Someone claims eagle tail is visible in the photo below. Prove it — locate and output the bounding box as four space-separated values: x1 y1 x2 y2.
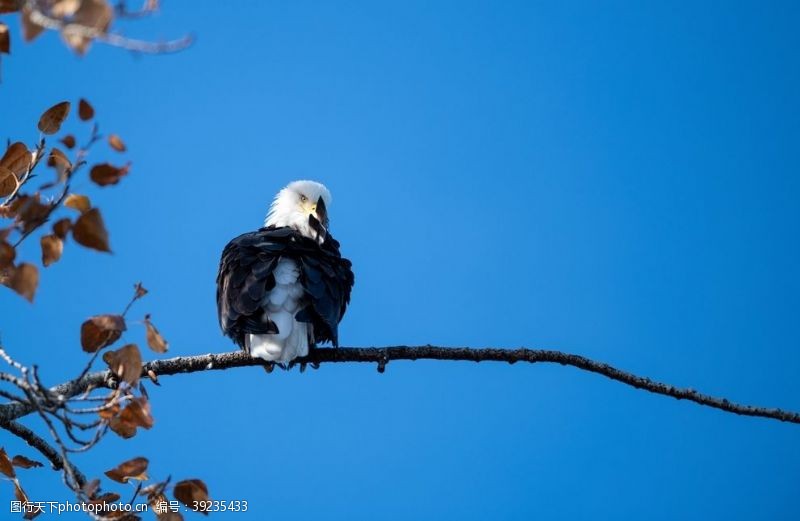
248 312 309 364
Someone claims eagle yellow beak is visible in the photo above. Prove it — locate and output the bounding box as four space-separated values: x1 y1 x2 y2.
307 196 328 241
314 197 328 226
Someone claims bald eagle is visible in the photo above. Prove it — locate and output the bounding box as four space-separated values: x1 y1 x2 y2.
216 181 354 363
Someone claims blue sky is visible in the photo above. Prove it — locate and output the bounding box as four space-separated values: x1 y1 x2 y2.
1 1 799 519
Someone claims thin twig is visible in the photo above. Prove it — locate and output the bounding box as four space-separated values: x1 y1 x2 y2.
0 388 27 403
114 0 159 20
0 370 31 392
28 6 193 54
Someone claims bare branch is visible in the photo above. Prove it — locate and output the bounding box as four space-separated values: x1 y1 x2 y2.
2 346 798 425
0 388 26 403
0 419 87 488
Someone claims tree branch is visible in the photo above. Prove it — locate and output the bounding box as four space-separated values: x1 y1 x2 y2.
2 347 798 424
27 4 193 54
0 419 87 488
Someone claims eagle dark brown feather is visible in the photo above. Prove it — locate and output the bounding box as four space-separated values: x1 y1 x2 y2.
216 226 354 350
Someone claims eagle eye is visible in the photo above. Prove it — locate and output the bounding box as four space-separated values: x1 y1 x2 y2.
299 194 308 203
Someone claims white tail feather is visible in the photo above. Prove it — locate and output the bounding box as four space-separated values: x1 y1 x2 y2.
248 314 309 363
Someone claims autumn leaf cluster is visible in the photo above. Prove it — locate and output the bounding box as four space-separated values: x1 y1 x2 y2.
0 0 189 72
1 99 130 302
1 101 209 520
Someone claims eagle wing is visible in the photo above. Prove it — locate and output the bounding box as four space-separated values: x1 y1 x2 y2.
294 234 354 346
216 226 354 349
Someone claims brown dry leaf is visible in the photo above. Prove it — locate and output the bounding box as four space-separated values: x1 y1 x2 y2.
52 0 81 17
20 7 44 42
63 31 90 55
60 134 77 149
73 207 110 252
80 314 126 352
47 147 72 180
109 397 154 438
13 480 25 500
104 457 149 483
0 447 15 477
64 193 91 213
0 142 32 177
174 480 209 513
0 166 18 197
108 415 137 438
8 263 38 302
90 162 130 186
82 478 101 498
90 491 121 505
108 134 127 152
0 22 9 54
144 315 168 353
0 240 15 268
14 195 50 233
52 218 72 239
121 397 154 428
103 343 143 386
78 98 95 121
48 147 71 167
98 398 120 420
80 0 113 31
38 101 71 135
14 480 40 520
11 455 44 469
134 282 148 299
62 0 112 55
0 1 19 14
40 234 64 267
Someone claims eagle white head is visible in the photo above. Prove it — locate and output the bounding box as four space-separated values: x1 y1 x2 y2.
265 180 332 243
